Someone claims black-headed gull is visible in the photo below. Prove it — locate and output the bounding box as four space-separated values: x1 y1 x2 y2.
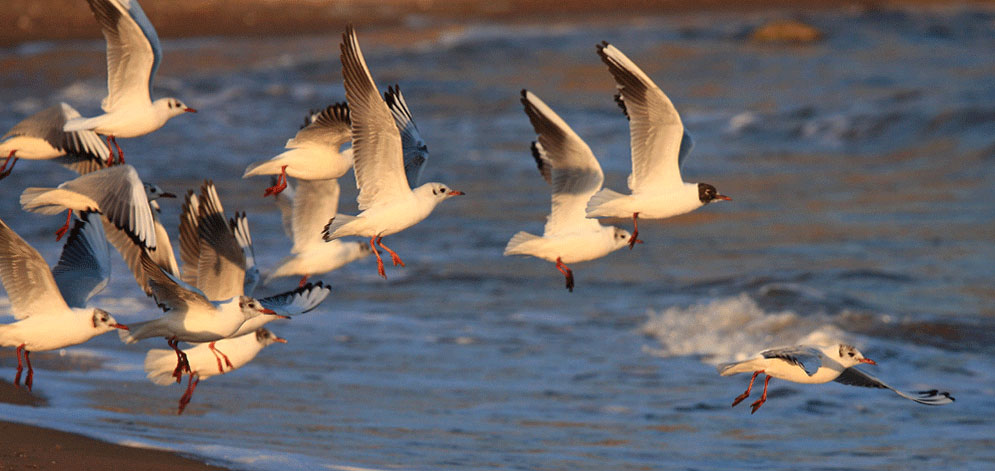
243 103 354 197
322 26 464 279
121 250 282 382
63 0 196 163
145 328 286 415
267 177 371 287
0 103 111 178
0 215 127 391
504 90 634 292
19 164 158 245
718 343 955 413
586 42 729 248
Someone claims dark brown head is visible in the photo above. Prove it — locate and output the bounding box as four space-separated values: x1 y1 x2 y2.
698 183 731 204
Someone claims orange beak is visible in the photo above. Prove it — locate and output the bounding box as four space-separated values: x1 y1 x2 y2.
112 323 129 331
858 358 876 365
448 190 465 196
273 336 288 344
184 107 197 113
716 195 732 201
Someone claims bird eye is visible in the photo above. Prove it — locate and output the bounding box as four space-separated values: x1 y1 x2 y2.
848 352 854 357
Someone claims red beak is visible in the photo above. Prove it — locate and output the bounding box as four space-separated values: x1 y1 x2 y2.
448 190 465 196
858 358 876 365
184 107 197 113
273 336 288 344
716 195 732 201
112 323 129 331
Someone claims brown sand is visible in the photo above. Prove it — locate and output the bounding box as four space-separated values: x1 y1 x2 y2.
0 381 227 470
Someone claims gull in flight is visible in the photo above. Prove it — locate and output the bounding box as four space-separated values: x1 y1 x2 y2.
322 26 463 279
145 328 287 415
63 0 196 163
242 103 354 197
586 41 729 248
0 103 111 178
718 343 955 413
504 90 634 292
0 214 127 391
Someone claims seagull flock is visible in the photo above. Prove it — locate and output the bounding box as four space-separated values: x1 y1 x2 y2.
0 0 953 415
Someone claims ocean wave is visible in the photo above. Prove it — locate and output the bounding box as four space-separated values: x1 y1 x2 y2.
639 294 853 365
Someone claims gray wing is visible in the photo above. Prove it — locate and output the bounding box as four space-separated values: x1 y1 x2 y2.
56 165 157 250
597 42 685 192
178 190 201 286
271 177 295 238
230 212 259 296
761 345 823 376
340 25 410 210
147 203 179 276
84 0 160 110
1 103 111 172
613 94 694 170
834 367 955 405
140 249 212 312
0 217 71 319
258 281 331 315
52 211 111 308
287 103 352 150
291 178 340 253
383 85 429 188
520 90 604 236
194 181 246 301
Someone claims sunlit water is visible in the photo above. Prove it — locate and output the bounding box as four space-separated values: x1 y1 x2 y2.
1 6 994 470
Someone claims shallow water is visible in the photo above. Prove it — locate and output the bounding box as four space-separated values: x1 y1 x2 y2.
1 6 994 470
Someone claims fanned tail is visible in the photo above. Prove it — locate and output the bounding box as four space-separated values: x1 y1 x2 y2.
503 231 540 256
322 214 357 241
585 188 627 218
144 348 181 385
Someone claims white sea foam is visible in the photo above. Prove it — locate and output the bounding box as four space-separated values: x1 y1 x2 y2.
640 294 851 365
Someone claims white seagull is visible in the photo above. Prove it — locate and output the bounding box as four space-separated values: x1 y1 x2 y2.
144 327 286 415
718 343 955 413
20 164 158 246
504 90 634 292
0 103 111 178
585 41 729 248
322 26 464 279
63 0 196 163
0 215 128 391
242 103 354 197
267 177 371 287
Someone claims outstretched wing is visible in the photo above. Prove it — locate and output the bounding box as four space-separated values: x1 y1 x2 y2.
520 90 603 236
0 217 70 319
52 211 111 308
340 25 410 210
834 367 955 405
84 0 160 110
287 102 352 151
194 181 245 301
761 345 823 376
383 85 429 188
597 42 685 192
258 281 332 315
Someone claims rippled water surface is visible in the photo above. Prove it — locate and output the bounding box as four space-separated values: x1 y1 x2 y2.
1 6 994 470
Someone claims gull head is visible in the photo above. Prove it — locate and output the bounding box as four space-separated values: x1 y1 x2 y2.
416 182 466 203
238 296 285 320
91 308 129 333
837 343 876 367
698 183 731 204
256 328 288 346
611 226 637 250
154 97 198 119
144 182 176 201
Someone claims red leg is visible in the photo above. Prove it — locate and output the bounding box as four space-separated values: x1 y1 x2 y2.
554 257 574 292
13 344 24 387
263 165 288 197
55 209 73 241
731 370 763 407
208 341 233 373
24 350 33 392
177 372 199 415
168 338 190 383
750 375 773 414
298 274 309 288
370 237 386 279
111 136 124 164
629 213 644 247
376 237 405 268
0 150 17 178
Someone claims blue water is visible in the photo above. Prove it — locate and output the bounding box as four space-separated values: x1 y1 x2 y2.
1 5 994 470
